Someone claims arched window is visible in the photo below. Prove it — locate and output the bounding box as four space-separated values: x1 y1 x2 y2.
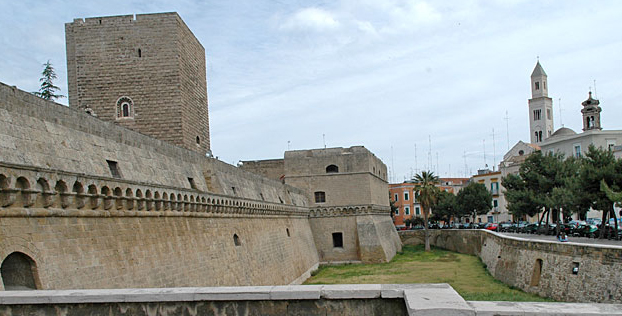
326 165 339 173
1 252 38 290
116 96 134 119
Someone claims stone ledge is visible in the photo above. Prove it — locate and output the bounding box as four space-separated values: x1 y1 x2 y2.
321 284 382 299
404 286 475 316
468 301 622 315
270 285 322 300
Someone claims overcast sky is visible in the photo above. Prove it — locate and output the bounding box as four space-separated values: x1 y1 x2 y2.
1 0 621 182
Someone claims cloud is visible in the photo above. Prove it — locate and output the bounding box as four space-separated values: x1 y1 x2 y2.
280 7 340 32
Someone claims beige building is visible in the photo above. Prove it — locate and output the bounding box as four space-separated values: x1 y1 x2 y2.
470 170 511 223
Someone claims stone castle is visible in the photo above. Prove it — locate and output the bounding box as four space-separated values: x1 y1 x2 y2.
0 12 400 291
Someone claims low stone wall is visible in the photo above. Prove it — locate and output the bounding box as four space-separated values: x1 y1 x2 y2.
400 230 622 303
1 284 621 316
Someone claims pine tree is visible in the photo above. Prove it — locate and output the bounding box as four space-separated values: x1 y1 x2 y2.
33 60 64 101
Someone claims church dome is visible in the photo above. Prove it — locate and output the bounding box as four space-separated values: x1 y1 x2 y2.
550 127 576 138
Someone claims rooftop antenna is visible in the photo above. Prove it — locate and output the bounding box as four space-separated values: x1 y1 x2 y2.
287 140 291 150
491 128 496 171
414 143 418 176
593 79 597 98
428 135 432 172
391 146 395 183
558 98 564 127
504 110 510 151
463 151 468 177
436 152 439 175
322 134 326 149
483 139 487 169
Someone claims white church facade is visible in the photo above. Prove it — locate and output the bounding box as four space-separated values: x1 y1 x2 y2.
493 61 622 222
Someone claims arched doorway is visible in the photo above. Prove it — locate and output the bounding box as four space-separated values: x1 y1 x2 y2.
1 252 38 290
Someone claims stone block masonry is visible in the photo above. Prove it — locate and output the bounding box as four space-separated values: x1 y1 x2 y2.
66 13 210 154
400 229 622 303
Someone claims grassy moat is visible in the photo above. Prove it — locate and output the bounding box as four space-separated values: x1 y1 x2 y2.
304 245 552 302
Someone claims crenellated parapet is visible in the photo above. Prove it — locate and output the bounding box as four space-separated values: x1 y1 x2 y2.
0 162 308 218
308 205 390 218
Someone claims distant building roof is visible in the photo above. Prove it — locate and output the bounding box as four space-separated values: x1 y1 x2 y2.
531 61 547 77
550 127 577 138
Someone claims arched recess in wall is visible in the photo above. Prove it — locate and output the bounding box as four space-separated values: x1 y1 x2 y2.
233 234 241 246
326 165 339 173
1 252 39 290
530 258 543 287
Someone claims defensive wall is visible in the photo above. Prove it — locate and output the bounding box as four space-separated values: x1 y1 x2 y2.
1 284 621 315
0 81 402 290
309 206 401 263
0 82 319 289
400 229 622 303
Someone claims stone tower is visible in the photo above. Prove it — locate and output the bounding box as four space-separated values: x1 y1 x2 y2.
528 61 554 144
65 12 210 154
581 91 602 131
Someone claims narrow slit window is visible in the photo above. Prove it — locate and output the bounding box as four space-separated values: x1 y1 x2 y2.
106 160 121 178
188 178 197 190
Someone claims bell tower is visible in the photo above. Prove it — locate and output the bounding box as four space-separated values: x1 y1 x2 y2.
581 91 602 131
528 61 554 143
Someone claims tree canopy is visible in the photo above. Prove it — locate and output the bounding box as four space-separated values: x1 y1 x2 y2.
503 146 622 238
33 60 64 101
456 182 492 223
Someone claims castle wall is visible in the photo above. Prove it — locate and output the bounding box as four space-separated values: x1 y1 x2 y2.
0 82 319 289
239 159 285 182
309 206 401 263
0 162 319 290
65 13 210 154
400 230 622 303
0 82 306 206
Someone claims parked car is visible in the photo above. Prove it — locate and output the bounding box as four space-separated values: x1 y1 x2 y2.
499 222 513 232
576 224 598 238
522 223 538 234
485 223 499 231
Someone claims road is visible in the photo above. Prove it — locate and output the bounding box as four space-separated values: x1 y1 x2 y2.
500 232 622 247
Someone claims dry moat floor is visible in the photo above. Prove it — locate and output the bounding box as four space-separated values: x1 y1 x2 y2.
304 245 553 302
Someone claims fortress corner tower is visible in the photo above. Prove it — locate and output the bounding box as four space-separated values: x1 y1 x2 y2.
65 12 210 154
528 61 554 143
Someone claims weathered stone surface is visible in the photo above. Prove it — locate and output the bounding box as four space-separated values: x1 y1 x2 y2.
322 284 381 299
400 230 622 303
469 301 622 315
403 286 475 316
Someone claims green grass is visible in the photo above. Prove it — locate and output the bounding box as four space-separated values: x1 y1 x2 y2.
304 245 553 302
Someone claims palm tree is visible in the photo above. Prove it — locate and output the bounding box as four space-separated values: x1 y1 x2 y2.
414 171 440 251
